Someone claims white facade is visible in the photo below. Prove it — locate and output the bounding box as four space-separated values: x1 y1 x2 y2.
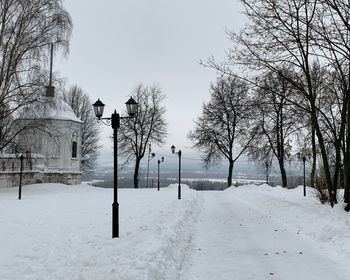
0 98 84 188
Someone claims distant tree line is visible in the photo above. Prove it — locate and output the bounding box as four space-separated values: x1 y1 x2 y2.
191 0 350 210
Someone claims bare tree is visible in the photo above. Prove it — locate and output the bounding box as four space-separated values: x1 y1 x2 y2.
228 0 327 193
63 85 101 172
208 0 350 206
248 69 302 188
314 1 350 206
0 0 72 151
118 84 167 189
188 75 255 187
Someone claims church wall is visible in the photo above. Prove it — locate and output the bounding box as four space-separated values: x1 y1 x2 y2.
0 119 83 188
40 120 82 174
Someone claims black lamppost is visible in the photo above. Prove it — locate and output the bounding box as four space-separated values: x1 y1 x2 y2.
157 156 164 191
93 97 137 238
265 161 269 185
18 155 24 200
171 145 182 199
15 150 29 200
146 143 155 188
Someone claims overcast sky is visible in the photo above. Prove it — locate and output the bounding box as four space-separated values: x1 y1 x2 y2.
56 0 247 166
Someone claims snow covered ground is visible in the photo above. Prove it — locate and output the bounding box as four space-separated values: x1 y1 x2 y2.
0 183 349 279
180 186 350 280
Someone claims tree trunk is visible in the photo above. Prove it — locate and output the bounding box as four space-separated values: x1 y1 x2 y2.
331 138 342 205
344 171 349 203
312 113 335 206
345 144 350 204
227 160 234 188
344 138 350 203
279 107 287 188
311 124 316 188
344 99 350 203
134 157 141 189
278 159 288 188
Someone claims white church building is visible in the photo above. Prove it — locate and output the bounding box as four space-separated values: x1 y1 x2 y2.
0 94 84 188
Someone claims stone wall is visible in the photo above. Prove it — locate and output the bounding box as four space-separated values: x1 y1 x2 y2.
0 154 81 188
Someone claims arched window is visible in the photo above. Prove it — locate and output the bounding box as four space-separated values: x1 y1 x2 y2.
71 131 79 159
72 141 77 158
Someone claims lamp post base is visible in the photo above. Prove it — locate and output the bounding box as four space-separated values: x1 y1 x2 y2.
112 202 119 238
178 184 181 200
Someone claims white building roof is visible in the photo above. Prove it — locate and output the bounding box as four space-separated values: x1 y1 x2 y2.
17 97 83 123
47 99 83 123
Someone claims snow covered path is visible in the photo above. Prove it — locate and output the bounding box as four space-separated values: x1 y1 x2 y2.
1 183 350 280
181 191 349 280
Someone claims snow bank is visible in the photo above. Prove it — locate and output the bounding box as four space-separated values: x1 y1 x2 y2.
0 183 202 280
225 184 350 262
